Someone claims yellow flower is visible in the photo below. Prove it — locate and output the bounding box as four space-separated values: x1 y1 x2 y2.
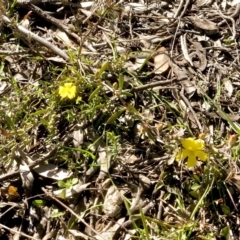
176 138 208 168
59 83 76 99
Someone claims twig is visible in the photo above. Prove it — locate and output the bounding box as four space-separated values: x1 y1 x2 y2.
25 4 81 44
2 15 69 60
130 78 177 92
179 0 190 18
0 50 28 55
216 3 240 39
174 0 184 18
17 0 60 3
174 0 190 18
218 11 237 39
0 147 58 181
179 89 202 131
41 187 105 240
218 3 240 22
0 223 40 240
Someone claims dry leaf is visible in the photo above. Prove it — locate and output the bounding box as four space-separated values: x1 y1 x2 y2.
20 163 34 197
103 185 123 218
79 1 94 8
0 81 7 94
94 217 125 240
97 146 112 180
33 163 72 180
73 125 84 148
154 47 170 74
0 127 8 137
7 186 20 201
232 0 240 6
56 29 72 47
189 16 219 35
126 3 147 12
224 79 233 97
68 229 90 239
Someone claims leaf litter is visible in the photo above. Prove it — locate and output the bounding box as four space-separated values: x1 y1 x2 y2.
0 0 240 239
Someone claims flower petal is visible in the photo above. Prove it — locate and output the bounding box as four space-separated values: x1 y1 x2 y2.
193 139 205 150
181 138 205 151
64 83 73 88
59 87 68 98
176 149 189 161
181 138 195 150
195 150 208 161
59 83 77 99
187 155 197 168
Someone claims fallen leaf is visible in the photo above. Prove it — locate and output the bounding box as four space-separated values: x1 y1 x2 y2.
232 0 240 6
154 47 170 74
224 79 233 97
7 186 20 201
33 163 72 180
56 29 72 47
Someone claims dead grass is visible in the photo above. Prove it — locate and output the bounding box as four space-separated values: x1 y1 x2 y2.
0 0 240 239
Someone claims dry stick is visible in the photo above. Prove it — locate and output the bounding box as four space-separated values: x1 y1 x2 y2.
2 15 69 60
179 0 190 18
0 223 40 240
171 0 190 57
218 3 240 23
41 187 105 240
179 89 202 131
0 50 28 55
25 4 81 44
17 0 60 3
17 0 91 7
174 0 185 18
0 147 58 181
130 78 177 92
217 3 240 40
217 7 238 39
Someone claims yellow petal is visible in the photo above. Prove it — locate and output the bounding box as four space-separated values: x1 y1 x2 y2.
64 83 73 88
69 86 76 99
195 150 208 161
181 138 195 150
181 138 205 151
176 149 189 161
59 87 68 98
187 155 197 168
193 139 205 150
59 83 77 99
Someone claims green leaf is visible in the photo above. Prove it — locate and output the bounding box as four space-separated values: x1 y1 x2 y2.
57 180 66 188
50 211 64 218
106 108 126 124
61 189 66 199
155 181 164 190
121 91 133 97
220 226 230 238
32 199 47 207
118 73 124 90
96 61 110 77
126 104 140 116
71 178 78 185
191 183 200 191
189 191 199 199
221 204 230 215
5 115 15 130
30 109 49 116
65 180 72 188
41 119 49 126
88 86 102 101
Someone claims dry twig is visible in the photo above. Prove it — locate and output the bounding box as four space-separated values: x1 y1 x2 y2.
2 15 69 60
